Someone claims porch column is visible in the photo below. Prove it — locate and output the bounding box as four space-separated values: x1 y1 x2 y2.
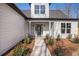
29 21 31 34
49 21 51 36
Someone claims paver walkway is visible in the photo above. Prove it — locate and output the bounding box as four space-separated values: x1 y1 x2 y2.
31 37 51 56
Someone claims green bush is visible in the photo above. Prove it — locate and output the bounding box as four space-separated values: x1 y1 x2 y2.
47 38 54 45
54 47 64 56
74 36 79 43
13 46 29 56
28 34 35 40
24 36 31 44
67 34 72 39
56 34 61 41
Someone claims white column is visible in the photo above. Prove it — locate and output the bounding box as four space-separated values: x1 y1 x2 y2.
49 21 51 36
29 21 31 34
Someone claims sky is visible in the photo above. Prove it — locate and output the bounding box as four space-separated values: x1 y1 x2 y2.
15 3 79 18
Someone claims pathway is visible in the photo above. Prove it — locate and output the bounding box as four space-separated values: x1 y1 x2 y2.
31 37 51 56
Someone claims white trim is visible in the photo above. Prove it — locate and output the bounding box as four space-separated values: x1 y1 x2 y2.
49 21 51 36
26 20 78 38
29 21 31 34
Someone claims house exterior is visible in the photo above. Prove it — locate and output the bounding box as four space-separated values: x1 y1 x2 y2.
23 3 78 38
0 3 26 55
0 3 78 55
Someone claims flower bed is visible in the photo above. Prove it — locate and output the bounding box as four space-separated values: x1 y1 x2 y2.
44 35 55 55
4 35 35 56
44 35 79 56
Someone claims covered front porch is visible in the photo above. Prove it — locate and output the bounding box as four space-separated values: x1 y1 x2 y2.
27 20 54 37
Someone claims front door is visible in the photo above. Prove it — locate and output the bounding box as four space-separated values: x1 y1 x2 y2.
35 24 42 36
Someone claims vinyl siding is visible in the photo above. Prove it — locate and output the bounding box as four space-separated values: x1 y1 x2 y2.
0 4 26 55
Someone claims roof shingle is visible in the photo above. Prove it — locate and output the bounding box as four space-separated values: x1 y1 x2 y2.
22 10 68 18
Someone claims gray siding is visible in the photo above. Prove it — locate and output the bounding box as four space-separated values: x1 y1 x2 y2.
0 4 26 55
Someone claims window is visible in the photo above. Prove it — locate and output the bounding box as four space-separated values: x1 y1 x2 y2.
40 5 45 14
61 23 71 34
34 5 45 14
67 23 71 33
35 5 39 14
61 23 65 33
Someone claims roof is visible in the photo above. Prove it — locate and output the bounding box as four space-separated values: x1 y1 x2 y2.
22 10 31 18
6 3 79 21
22 10 68 18
49 10 68 18
6 3 28 19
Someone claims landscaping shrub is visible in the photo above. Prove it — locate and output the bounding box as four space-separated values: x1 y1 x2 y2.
66 34 73 42
73 36 79 43
22 48 30 56
13 45 29 56
67 34 72 39
56 34 61 41
23 34 35 44
47 38 54 45
24 36 32 44
28 34 35 40
54 46 64 56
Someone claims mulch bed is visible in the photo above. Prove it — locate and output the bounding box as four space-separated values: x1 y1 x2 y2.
4 39 35 56
44 39 79 56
